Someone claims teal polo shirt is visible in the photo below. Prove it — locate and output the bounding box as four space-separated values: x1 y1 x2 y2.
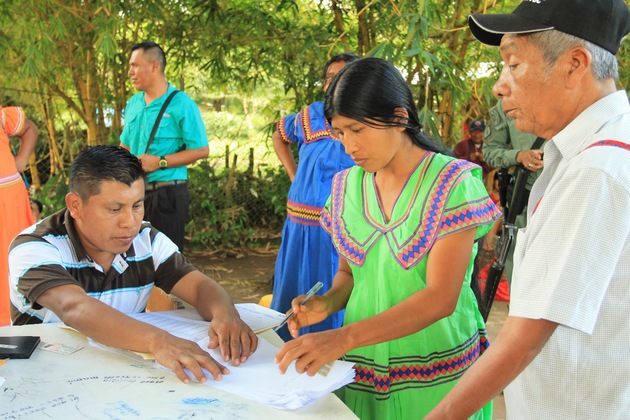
120 83 208 183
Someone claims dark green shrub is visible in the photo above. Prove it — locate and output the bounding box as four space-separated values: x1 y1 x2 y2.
186 159 290 251
32 170 70 218
32 155 290 252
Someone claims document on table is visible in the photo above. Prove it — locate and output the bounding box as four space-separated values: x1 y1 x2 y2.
130 311 210 341
234 303 287 333
125 308 355 410
131 303 286 334
199 335 355 410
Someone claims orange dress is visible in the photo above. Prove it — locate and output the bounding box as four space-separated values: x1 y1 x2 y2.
1 106 34 325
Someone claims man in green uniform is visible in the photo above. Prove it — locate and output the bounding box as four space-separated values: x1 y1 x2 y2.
483 99 543 285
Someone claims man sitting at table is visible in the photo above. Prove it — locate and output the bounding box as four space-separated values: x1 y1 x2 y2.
8 145 258 384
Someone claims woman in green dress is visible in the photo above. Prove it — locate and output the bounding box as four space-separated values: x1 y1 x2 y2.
275 58 500 419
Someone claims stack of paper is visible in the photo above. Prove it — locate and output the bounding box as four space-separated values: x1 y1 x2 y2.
124 306 356 410
199 335 356 410
233 303 287 333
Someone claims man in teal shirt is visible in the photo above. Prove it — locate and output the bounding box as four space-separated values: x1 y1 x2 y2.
483 99 543 284
121 41 208 252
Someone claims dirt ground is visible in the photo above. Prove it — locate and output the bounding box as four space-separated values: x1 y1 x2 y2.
187 248 278 305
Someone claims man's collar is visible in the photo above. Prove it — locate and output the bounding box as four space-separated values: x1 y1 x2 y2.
143 82 174 106
551 90 630 159
63 208 90 261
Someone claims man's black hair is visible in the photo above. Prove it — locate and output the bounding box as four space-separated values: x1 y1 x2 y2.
322 52 361 81
30 199 43 213
131 41 166 71
70 145 145 201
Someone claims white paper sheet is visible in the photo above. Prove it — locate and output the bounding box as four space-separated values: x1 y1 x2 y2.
131 304 286 334
233 303 287 333
127 308 355 410
197 336 355 410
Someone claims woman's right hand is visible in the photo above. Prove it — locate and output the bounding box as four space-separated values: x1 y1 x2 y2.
286 294 330 338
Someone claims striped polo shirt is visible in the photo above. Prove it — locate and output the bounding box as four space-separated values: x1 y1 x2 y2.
9 208 196 325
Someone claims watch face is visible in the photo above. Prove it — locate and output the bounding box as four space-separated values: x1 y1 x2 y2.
159 159 167 168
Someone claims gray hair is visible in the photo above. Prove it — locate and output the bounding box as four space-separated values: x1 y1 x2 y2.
527 30 619 82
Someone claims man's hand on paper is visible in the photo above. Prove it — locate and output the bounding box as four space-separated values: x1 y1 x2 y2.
275 328 349 377
151 332 229 384
286 294 330 338
169 272 259 367
207 309 258 367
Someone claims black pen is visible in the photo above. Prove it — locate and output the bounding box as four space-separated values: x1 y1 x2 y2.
274 281 324 332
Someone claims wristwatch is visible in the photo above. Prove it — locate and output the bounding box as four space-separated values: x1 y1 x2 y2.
158 156 168 169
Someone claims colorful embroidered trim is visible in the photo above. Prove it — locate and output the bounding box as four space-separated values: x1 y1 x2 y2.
396 160 477 268
322 168 367 265
438 197 500 237
346 330 489 399
276 104 338 145
0 172 23 188
287 199 323 226
363 153 431 231
1 106 25 137
322 159 498 269
276 119 291 143
300 105 336 144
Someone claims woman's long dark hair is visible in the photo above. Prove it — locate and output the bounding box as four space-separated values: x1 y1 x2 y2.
324 57 449 155
325 58 484 305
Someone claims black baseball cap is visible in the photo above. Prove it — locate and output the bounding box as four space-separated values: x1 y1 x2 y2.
469 0 630 55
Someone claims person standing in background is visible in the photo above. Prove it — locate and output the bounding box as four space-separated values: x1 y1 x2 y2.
0 105 37 325
454 119 493 181
270 52 360 341
30 199 44 222
120 41 209 253
483 99 543 284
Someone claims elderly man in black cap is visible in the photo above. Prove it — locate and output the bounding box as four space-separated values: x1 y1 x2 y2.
427 0 630 419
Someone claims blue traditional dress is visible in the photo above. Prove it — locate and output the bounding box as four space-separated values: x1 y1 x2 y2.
271 101 355 341
321 151 500 419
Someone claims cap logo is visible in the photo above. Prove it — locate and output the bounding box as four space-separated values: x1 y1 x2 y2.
524 0 544 4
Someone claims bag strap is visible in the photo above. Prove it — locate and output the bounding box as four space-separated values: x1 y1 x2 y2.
531 136 545 150
145 90 179 154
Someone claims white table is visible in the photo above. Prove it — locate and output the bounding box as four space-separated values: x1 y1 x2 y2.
0 314 357 419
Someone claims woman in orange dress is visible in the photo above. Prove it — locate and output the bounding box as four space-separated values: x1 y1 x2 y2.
1 106 38 325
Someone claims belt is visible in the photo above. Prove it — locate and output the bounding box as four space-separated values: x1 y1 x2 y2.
145 180 187 191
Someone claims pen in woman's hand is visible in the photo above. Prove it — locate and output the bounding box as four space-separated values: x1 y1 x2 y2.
273 281 324 332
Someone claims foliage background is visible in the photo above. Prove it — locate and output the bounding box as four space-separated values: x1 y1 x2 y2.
1 0 628 250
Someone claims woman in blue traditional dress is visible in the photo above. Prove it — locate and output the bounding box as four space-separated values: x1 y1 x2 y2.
275 58 500 419
270 53 360 341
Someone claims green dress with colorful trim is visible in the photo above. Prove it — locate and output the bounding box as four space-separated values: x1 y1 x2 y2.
321 152 500 419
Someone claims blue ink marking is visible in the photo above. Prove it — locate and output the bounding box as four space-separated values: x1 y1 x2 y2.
182 397 219 405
